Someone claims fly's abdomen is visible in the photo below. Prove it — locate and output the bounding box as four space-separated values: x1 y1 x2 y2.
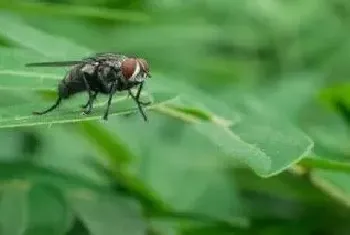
61 68 88 97
59 79 87 99
66 80 87 96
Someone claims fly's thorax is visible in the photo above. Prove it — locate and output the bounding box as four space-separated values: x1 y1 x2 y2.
97 62 123 83
81 61 98 75
104 57 124 68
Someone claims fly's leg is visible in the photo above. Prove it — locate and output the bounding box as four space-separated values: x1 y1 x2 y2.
128 83 151 105
103 81 117 121
127 82 149 122
33 97 62 115
81 92 98 110
81 74 95 115
128 90 151 105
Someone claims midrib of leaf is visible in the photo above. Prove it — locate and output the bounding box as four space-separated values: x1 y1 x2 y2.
0 92 169 128
0 69 60 80
152 101 231 127
0 87 55 92
0 96 127 120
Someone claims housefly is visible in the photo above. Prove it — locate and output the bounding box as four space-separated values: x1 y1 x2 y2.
25 52 152 121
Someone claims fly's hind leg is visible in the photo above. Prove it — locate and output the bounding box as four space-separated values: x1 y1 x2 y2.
81 74 96 115
33 97 62 115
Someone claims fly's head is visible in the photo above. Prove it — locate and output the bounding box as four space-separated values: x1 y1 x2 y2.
121 57 151 83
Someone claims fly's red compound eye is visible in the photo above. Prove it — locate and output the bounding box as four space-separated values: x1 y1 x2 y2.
121 58 138 80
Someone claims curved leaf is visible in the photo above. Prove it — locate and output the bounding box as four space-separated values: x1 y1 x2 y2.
0 10 314 179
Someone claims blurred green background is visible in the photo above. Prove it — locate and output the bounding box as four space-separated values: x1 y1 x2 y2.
0 0 349 234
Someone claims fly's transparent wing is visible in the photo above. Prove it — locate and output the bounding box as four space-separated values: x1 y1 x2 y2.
25 61 83 67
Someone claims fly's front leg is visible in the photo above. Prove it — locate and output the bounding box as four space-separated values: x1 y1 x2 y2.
127 82 151 106
127 82 149 122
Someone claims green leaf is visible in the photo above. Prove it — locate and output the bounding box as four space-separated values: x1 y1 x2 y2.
73 121 169 213
234 169 330 206
0 162 147 234
0 10 313 180
76 121 133 165
320 82 350 108
0 162 112 195
0 12 91 59
304 112 350 158
156 97 313 177
99 110 247 225
258 72 327 120
304 85 350 158
229 113 313 177
0 2 151 23
31 125 112 184
24 184 74 235
0 184 28 235
181 224 237 235
67 190 147 235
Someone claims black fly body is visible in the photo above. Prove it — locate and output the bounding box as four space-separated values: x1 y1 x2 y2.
25 52 152 121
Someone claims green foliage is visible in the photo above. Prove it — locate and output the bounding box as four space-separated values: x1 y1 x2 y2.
0 0 349 234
